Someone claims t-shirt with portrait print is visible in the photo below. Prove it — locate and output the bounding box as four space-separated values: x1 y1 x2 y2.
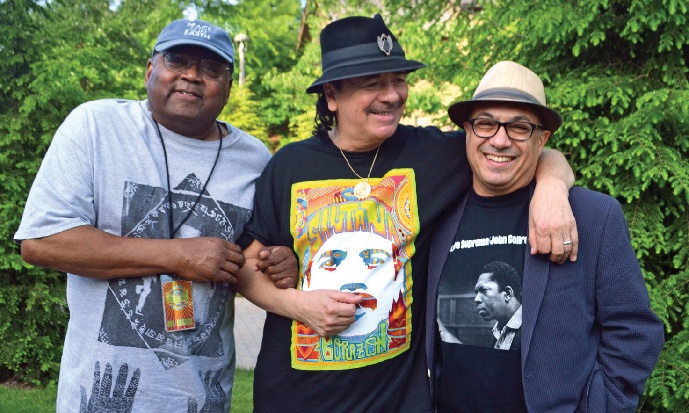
436 185 530 413
244 125 472 413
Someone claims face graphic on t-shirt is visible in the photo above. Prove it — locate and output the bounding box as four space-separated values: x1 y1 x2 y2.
305 231 403 337
474 272 507 322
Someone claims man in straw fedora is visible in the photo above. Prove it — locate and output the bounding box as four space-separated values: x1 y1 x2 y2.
233 15 577 412
426 60 664 412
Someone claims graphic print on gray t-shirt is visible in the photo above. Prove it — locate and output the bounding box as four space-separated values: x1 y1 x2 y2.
98 174 251 370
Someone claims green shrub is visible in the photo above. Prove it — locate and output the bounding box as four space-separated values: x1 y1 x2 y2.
0 268 68 385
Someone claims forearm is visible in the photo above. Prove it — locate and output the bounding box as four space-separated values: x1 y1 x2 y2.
235 240 361 336
234 240 304 319
235 263 304 318
20 225 243 283
536 148 574 190
20 225 179 279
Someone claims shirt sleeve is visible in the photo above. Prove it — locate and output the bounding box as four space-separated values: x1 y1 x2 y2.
595 197 664 411
242 149 293 248
14 105 96 241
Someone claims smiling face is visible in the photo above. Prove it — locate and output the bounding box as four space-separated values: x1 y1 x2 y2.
145 45 232 139
305 231 403 337
464 104 551 197
324 72 408 150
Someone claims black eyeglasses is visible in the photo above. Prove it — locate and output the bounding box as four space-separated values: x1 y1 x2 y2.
158 52 230 80
467 118 544 141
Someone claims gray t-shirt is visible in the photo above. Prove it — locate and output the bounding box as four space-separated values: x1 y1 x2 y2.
15 99 271 413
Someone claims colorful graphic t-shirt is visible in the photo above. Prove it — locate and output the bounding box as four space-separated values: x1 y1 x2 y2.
291 171 416 369
14 99 271 413
436 186 530 412
245 126 471 413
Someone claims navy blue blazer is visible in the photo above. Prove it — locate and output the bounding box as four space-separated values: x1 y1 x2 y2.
426 185 664 412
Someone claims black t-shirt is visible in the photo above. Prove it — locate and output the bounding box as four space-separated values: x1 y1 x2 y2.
244 125 471 413
436 186 530 412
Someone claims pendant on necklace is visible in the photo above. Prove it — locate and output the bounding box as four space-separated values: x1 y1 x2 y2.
354 181 371 199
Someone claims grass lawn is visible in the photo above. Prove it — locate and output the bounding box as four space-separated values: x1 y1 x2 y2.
0 382 57 413
230 368 254 412
0 368 254 413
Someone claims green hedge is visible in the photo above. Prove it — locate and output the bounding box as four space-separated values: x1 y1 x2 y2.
3 1 689 411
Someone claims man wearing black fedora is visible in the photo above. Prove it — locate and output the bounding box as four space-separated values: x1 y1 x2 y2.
234 15 578 412
426 61 664 412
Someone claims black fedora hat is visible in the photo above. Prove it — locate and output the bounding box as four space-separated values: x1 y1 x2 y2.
306 14 426 94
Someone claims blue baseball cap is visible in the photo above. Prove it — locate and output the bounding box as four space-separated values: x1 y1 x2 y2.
153 19 234 65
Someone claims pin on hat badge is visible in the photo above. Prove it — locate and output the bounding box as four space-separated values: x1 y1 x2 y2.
377 34 393 56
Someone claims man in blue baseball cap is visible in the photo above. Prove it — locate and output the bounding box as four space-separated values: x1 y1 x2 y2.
15 18 294 412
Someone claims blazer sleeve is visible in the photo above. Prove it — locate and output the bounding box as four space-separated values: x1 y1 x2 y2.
594 197 665 411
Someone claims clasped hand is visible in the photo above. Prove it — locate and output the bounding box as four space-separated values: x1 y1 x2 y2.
173 237 245 283
173 238 299 286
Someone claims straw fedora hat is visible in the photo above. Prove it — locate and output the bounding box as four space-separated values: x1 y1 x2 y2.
306 14 426 94
448 61 562 132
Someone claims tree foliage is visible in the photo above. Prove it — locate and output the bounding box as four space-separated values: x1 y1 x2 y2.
1 1 688 410
189 0 304 139
381 0 688 410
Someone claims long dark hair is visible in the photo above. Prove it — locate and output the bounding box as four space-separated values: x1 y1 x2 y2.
312 81 342 138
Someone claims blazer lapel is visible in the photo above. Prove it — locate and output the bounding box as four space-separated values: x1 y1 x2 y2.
427 193 469 399
521 182 551 366
522 180 550 364
521 252 549 366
